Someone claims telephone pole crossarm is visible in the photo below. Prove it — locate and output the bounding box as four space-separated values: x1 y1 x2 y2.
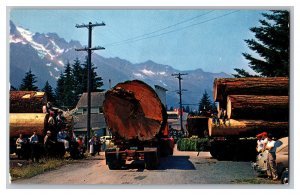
76 22 105 28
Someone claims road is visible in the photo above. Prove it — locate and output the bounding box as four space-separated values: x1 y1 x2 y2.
11 148 274 186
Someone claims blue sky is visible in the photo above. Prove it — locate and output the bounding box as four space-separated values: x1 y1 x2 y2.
10 9 267 74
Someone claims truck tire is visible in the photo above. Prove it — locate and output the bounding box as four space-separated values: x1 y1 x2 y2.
107 159 125 170
144 151 159 170
281 169 288 184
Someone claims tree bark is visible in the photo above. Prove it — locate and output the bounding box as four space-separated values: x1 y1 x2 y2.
186 116 209 137
10 113 47 137
10 91 47 113
213 77 289 108
227 95 289 120
208 118 288 138
103 80 167 141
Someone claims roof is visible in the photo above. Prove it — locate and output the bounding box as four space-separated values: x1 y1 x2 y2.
154 85 168 91
10 91 47 113
76 92 105 108
73 113 107 131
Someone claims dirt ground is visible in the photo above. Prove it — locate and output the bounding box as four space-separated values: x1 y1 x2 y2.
9 148 282 186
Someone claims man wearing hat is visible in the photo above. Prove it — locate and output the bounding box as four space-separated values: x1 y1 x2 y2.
44 131 55 158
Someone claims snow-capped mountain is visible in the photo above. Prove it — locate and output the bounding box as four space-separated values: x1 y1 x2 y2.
9 21 230 109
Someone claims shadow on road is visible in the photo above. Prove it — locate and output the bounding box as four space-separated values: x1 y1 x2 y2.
158 155 196 170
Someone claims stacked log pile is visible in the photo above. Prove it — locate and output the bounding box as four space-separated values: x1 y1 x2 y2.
10 91 47 113
210 77 289 138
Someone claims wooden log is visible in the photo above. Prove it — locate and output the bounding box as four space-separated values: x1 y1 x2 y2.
103 80 167 141
208 118 288 138
186 116 209 137
227 95 289 120
10 91 47 113
213 77 289 106
10 113 47 137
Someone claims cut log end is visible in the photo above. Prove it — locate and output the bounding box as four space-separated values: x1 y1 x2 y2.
103 80 166 141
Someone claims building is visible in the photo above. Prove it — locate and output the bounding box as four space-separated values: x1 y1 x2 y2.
154 85 168 107
73 92 109 136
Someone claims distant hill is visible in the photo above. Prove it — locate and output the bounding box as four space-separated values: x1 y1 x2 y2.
9 20 231 109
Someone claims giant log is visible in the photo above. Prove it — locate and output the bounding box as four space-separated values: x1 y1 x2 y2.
10 91 47 113
9 113 47 138
10 112 74 138
187 116 209 137
227 95 289 121
213 77 289 108
103 80 167 141
208 118 288 138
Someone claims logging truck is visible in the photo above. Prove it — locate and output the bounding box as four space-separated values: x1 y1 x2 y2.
208 77 289 161
103 80 174 170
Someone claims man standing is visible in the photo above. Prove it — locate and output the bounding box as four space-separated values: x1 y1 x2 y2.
265 133 279 180
29 130 40 163
44 131 55 158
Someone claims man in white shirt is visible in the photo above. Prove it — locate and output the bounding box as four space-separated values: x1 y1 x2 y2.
265 133 278 180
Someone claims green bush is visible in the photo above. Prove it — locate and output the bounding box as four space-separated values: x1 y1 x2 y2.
177 137 210 151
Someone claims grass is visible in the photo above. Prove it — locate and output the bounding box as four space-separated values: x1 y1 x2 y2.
9 158 74 181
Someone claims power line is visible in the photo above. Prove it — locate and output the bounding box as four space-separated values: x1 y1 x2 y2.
105 10 215 47
105 10 240 47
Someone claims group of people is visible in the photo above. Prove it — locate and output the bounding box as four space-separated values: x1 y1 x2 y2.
15 130 41 163
256 132 279 181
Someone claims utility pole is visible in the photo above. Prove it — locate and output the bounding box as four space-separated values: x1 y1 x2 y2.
75 22 105 149
171 73 188 136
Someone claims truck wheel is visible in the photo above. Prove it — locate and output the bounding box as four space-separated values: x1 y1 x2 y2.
145 152 159 170
281 169 288 184
107 160 124 170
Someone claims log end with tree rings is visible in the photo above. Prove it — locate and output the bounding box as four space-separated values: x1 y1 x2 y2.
103 80 167 141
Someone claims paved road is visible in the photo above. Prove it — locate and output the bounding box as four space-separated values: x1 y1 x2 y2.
11 149 268 186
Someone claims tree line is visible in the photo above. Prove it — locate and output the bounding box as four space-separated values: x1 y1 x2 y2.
12 58 104 110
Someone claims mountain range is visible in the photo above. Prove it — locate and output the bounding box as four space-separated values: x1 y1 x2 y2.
9 21 231 110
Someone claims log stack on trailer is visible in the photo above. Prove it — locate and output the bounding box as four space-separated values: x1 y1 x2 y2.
209 77 289 161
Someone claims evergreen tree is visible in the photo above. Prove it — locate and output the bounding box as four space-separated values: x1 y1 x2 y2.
234 10 289 77
55 72 65 107
63 61 77 109
82 58 104 92
185 105 191 113
42 81 56 104
19 69 39 91
10 85 17 91
198 90 212 115
72 58 84 98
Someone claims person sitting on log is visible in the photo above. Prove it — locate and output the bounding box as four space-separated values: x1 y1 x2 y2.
56 110 65 132
220 108 228 126
57 128 70 152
